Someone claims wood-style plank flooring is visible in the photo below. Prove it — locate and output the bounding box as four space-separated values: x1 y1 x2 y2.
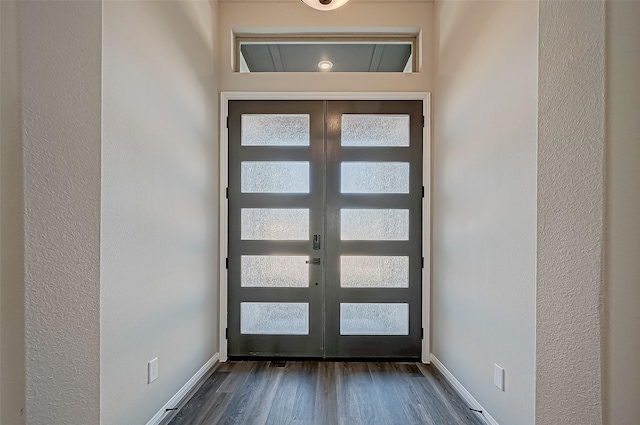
167 361 486 425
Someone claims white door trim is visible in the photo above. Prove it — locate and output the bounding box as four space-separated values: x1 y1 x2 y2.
218 91 431 362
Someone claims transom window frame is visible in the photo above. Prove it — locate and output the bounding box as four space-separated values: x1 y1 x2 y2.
234 33 419 73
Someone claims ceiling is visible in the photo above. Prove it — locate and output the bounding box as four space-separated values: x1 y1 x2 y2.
218 0 434 2
240 43 412 72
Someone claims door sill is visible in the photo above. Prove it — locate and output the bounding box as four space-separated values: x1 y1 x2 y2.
228 356 421 362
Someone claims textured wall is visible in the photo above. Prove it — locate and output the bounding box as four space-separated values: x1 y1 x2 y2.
0 1 26 423
432 2 537 424
605 1 640 424
101 1 219 424
536 1 605 424
20 1 102 424
219 0 433 93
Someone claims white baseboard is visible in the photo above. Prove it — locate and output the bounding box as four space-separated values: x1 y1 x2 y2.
146 353 220 425
430 354 500 425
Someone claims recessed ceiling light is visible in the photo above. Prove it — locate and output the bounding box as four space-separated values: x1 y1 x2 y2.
318 60 333 70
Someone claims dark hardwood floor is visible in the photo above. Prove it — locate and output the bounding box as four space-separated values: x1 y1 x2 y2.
166 361 486 425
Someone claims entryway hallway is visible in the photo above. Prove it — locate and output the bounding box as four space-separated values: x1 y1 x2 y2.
167 361 485 425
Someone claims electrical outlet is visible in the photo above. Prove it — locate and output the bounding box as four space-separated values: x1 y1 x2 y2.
494 364 504 391
148 358 159 384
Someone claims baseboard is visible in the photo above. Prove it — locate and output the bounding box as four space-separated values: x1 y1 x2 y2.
430 354 500 425
146 353 220 425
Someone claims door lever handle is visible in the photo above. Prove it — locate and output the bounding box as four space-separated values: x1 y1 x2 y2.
306 258 321 265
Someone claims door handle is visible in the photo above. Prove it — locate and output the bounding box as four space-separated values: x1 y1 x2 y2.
306 258 321 265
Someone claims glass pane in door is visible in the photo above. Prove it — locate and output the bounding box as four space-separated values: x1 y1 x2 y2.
241 162 310 193
341 162 410 193
340 209 409 240
241 256 309 287
241 302 309 335
241 114 310 146
341 115 410 146
340 303 409 335
241 208 309 240
340 256 409 288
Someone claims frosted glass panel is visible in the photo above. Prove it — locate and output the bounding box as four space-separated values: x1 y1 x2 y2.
341 209 409 240
241 162 309 193
242 114 309 146
241 256 308 287
241 209 309 240
341 115 410 147
341 162 409 193
241 303 309 335
340 303 409 335
341 256 409 288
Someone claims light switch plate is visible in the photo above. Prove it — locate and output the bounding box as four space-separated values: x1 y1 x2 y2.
148 358 159 384
494 364 504 391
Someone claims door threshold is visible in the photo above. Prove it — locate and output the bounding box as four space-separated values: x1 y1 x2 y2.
228 356 421 362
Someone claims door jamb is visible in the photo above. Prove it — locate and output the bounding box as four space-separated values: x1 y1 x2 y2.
219 92 432 363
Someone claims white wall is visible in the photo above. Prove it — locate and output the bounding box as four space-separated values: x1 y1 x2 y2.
605 1 640 424
536 1 606 423
432 2 538 425
219 0 433 93
0 1 26 423
20 1 102 424
101 1 219 424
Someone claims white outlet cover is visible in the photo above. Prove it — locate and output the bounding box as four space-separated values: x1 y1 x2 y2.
494 364 504 391
148 358 159 384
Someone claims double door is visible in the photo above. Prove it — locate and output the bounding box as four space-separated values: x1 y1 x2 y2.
227 100 423 358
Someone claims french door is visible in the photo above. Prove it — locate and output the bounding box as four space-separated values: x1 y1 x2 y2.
227 100 423 359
